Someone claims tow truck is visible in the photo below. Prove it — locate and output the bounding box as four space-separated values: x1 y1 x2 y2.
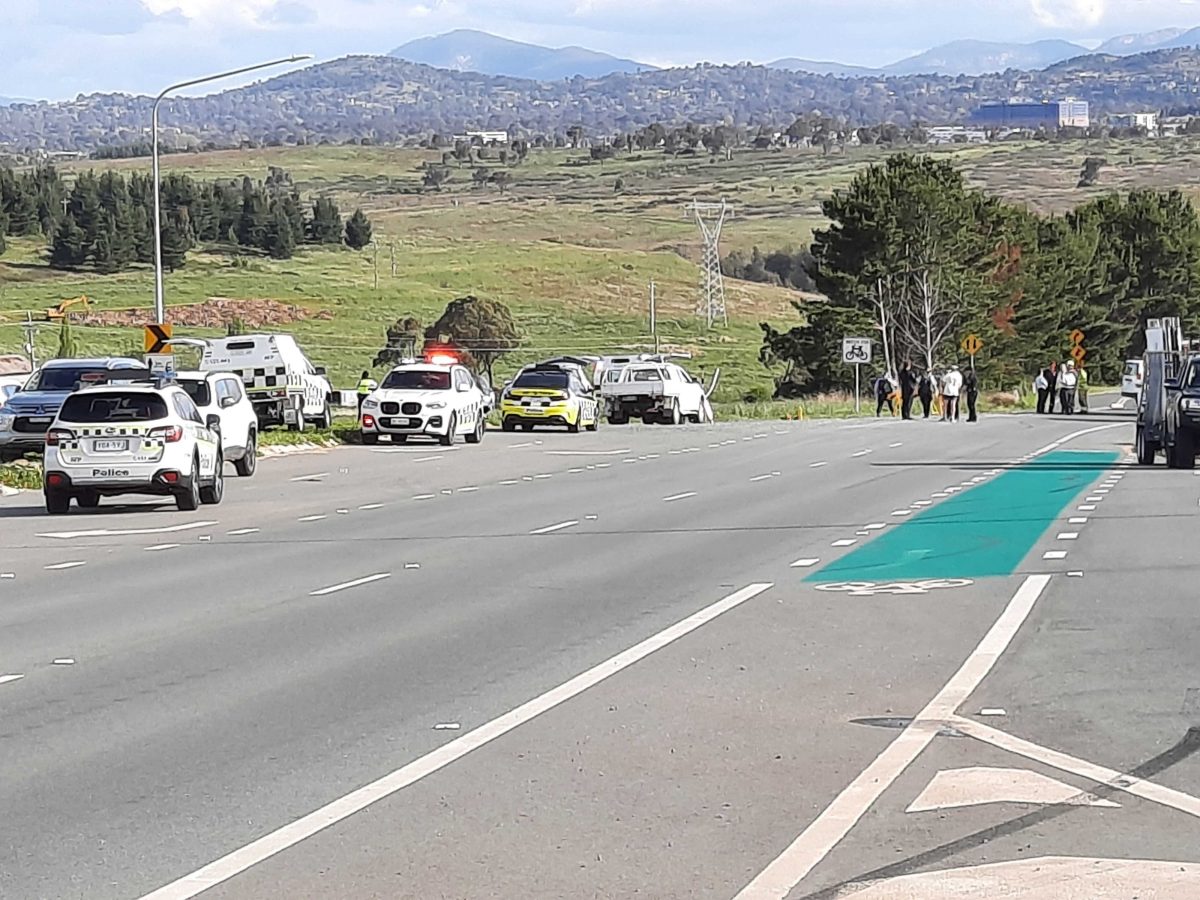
1136 317 1199 467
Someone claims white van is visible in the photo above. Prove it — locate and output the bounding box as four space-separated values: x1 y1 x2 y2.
199 334 333 431
1122 359 1144 399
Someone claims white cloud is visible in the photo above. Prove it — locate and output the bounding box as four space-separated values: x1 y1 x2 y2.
1029 0 1107 28
141 0 281 25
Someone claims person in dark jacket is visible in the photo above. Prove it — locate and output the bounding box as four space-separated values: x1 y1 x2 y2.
874 372 895 417
964 366 980 422
899 360 917 420
1045 362 1058 414
917 370 934 419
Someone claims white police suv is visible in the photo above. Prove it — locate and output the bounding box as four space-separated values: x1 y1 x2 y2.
360 362 487 445
43 380 224 514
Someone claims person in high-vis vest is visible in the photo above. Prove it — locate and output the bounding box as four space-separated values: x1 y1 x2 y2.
356 370 378 414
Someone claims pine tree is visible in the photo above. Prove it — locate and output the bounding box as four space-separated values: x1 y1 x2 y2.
56 318 80 359
308 197 342 244
92 224 117 275
264 202 296 260
6 177 40 235
131 204 154 264
236 189 269 250
49 214 88 269
160 210 190 271
0 209 7 255
345 208 372 250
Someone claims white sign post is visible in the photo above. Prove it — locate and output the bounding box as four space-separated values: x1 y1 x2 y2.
145 353 175 375
842 337 872 414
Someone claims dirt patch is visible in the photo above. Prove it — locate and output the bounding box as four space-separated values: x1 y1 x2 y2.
79 297 333 329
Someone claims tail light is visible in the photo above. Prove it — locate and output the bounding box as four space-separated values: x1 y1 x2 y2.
362 414 376 428
45 428 74 446
149 425 184 443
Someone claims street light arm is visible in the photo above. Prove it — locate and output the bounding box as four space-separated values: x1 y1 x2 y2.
152 55 313 104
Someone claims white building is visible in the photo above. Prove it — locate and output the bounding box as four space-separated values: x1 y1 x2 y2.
452 130 510 145
1109 112 1160 136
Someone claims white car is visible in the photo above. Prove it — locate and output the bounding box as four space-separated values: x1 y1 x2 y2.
175 370 259 477
360 362 487 445
1122 359 1144 399
600 361 715 425
43 381 223 514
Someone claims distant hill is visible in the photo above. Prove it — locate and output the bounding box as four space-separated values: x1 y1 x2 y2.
767 58 880 77
1153 26 1200 51
1097 28 1188 55
389 29 653 80
6 47 1200 152
883 39 1088 75
0 97 30 107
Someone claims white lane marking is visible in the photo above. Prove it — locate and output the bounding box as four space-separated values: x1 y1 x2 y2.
137 582 775 900
456 486 479 493
892 510 912 516
440 490 452 495
1057 532 1079 540
809 461 828 468
662 492 697 502
412 494 435 501
596 463 612 469
749 474 773 482
44 561 86 570
544 449 630 456
889 442 904 448
498 480 519 486
227 528 260 536
534 474 554 479
790 558 820 568
414 455 443 463
144 544 180 552
865 523 886 531
1086 495 1104 502
507 442 533 448
732 574 1051 900
0 674 25 686
404 563 420 570
1043 550 1068 560
358 504 383 511
39 521 218 539
931 492 949 498
1069 517 1088 524
754 432 769 439
831 539 857 547
310 573 391 597
523 475 536 480
289 472 328 482
298 515 327 523
913 500 932 507
646 453 661 459
529 520 579 535
568 467 584 473
950 715 1200 821
855 531 869 536
1079 504 1097 511
1096 488 1110 494
907 767 1119 813
52 658 75 665
852 450 871 458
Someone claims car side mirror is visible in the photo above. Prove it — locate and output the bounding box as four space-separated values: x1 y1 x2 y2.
457 382 470 392
314 366 326 376
220 396 237 409
205 414 221 433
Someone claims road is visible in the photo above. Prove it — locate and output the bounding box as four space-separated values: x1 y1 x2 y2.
4 401 1199 899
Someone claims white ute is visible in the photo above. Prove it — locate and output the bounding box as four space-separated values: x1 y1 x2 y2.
43 379 223 514
175 370 259 476
199 333 333 432
601 360 715 425
360 362 487 445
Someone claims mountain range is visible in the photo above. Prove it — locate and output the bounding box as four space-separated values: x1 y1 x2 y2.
387 26 1200 81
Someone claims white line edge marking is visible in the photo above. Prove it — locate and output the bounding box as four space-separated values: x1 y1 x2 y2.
38 520 218 539
732 574 1051 900
137 582 774 900
0 674 24 685
44 561 87 570
790 558 820 568
144 544 180 552
358 504 383 510
289 473 328 482
226 528 260 536
810 461 827 468
298 515 327 522
309 573 391 597
412 494 435 500
662 492 697 502
529 520 579 535
750 474 773 482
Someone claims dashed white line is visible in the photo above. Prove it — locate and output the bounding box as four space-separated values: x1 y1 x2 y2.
663 492 697 502
530 520 579 535
790 558 820 568
414 455 444 463
596 463 612 469
507 442 533 449
544 449 630 456
44 561 86 570
889 442 904 448
568 468 584 473
358 504 383 511
534 474 554 479
913 500 932 507
749 474 773 482
1078 505 1097 511
931 492 949 498
310 573 391 596
289 472 328 482
1069 517 1088 524
298 514 327 523
0 674 24 686
1057 532 1079 540
809 461 827 468
831 539 857 547
145 544 180 552
456 486 479 493
865 523 886 531
498 480 519 486
226 528 261 536
1043 550 1068 560
39 521 218 539
1086 496 1103 502
892 509 912 517
412 494 435 501
852 450 872 458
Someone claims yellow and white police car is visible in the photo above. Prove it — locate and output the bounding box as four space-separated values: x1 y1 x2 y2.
42 380 224 514
500 364 599 433
360 361 487 446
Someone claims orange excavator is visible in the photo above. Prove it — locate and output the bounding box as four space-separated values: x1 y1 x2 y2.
45 295 90 321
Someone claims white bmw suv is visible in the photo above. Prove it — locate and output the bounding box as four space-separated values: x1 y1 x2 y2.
360 362 487 445
43 381 224 514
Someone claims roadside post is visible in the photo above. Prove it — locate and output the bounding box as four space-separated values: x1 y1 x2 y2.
842 336 872 414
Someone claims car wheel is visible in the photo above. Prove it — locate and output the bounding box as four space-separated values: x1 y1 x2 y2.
608 415 627 426
317 401 332 430
466 416 484 444
45 491 71 515
234 432 257 477
1136 426 1157 466
361 432 379 445
439 414 457 446
176 458 201 511
502 418 516 432
642 414 656 426
288 398 306 432
1178 429 1196 470
585 416 598 432
520 423 533 432
200 454 225 505
567 418 580 434
670 403 682 426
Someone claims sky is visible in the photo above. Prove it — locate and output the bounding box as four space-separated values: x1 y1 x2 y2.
1 0 1198 100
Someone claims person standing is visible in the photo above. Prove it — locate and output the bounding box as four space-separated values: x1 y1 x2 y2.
1046 361 1058 414
874 371 895 417
1059 361 1078 415
1077 365 1089 413
899 361 917 420
941 364 963 422
964 365 980 422
918 369 934 419
1034 368 1050 414
356 369 378 415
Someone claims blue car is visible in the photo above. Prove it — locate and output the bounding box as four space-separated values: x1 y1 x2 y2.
0 358 144 460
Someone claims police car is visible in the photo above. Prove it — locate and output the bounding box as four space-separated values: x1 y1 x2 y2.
500 364 599 432
42 379 224 514
360 361 487 445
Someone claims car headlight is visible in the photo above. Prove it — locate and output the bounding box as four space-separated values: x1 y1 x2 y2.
362 399 379 410
426 401 447 410
1182 399 1200 411
0 413 13 432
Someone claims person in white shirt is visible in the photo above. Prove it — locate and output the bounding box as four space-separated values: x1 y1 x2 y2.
1059 361 1078 415
941 365 963 422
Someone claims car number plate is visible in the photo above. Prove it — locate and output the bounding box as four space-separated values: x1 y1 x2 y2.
27 416 52 424
93 439 129 452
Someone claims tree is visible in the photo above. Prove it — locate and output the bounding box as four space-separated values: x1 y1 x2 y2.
49 214 88 269
452 140 472 167
490 171 513 194
0 209 7 255
236 189 269 250
566 125 585 149
1078 156 1107 188
759 301 875 396
422 165 451 191
345 208 373 250
472 167 491 187
309 197 342 243
160 209 190 271
424 295 521 382
55 318 80 359
374 315 423 367
131 204 154 264
264 202 297 260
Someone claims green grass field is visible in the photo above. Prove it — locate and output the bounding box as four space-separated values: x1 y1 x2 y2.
3 136 1200 404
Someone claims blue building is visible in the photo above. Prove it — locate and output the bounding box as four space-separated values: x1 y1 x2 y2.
970 100 1089 129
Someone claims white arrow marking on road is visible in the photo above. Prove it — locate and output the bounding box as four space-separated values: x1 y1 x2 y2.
530 520 579 535
44 561 86 570
39 521 218 539
906 766 1119 813
309 573 391 596
662 492 697 502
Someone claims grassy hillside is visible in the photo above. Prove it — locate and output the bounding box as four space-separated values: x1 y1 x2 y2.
3 138 1200 404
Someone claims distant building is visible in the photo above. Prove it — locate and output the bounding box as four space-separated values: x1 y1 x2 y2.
970 99 1089 130
1109 112 1160 136
926 126 988 145
452 130 509 146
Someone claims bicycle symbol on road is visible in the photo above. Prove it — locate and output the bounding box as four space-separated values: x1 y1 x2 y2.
814 579 974 597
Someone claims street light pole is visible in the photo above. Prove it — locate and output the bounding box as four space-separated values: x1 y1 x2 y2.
151 55 312 324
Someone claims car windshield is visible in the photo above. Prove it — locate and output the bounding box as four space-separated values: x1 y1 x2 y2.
382 370 451 390
178 380 212 407
513 371 569 390
59 392 168 423
29 367 128 391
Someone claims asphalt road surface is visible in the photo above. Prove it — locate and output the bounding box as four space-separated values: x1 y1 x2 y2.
5 398 1198 899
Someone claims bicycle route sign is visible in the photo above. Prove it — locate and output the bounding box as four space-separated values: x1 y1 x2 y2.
842 337 872 365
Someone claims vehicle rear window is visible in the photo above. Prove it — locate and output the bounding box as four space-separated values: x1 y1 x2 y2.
59 393 169 423
513 371 569 390
31 367 131 391
382 370 450 390
178 380 212 407
1124 362 1141 376
629 368 665 382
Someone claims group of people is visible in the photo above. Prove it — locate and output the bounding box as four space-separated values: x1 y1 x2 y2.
1034 361 1088 415
874 361 979 423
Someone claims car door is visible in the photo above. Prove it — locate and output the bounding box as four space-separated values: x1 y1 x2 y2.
454 367 477 431
219 377 253 453
174 392 218 475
